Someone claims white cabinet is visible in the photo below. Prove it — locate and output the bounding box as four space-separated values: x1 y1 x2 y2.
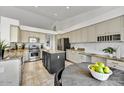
10 26 20 42
81 27 88 42
108 17 122 35
76 30 82 43
21 31 29 42
0 16 19 44
40 34 45 43
107 59 124 71
96 16 122 38
66 49 91 63
70 31 76 43
96 21 109 36
87 25 97 42
21 31 45 43
91 56 107 64
0 59 21 85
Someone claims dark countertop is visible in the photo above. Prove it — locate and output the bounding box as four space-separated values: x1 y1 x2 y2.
62 62 124 86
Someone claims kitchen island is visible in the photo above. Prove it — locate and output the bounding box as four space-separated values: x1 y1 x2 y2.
62 62 124 86
42 50 65 74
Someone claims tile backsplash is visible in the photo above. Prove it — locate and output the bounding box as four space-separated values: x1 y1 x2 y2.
71 42 124 57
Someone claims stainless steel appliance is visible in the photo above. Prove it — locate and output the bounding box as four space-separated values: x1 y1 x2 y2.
28 44 41 61
57 38 70 51
57 38 70 59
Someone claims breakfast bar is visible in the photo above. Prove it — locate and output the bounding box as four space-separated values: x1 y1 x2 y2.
61 62 124 86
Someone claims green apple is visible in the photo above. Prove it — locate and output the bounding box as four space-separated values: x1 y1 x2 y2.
91 66 96 71
96 62 105 68
95 66 104 73
94 63 99 67
104 66 110 74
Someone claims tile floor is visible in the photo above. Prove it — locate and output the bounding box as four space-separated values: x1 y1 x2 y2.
22 60 73 86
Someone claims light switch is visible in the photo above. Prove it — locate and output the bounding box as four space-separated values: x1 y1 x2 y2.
58 56 60 59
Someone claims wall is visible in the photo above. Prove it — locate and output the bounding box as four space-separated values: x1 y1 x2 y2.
71 42 123 57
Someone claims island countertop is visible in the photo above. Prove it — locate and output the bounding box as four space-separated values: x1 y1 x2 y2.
62 62 124 86
43 49 65 54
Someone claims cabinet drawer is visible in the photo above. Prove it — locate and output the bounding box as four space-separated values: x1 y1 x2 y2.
91 56 106 64
107 60 124 71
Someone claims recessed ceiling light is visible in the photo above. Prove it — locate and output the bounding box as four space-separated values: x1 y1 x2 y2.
54 13 58 16
66 6 70 9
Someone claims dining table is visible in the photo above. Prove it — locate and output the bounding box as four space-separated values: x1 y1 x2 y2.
61 62 124 86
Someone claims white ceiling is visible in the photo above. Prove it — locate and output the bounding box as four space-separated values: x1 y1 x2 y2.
0 6 102 30
16 6 101 21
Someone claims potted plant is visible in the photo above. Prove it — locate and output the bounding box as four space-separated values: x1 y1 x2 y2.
0 40 8 60
102 47 116 57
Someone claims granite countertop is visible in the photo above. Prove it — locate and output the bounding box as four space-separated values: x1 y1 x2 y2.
2 49 25 61
43 49 65 54
67 49 124 62
62 62 124 86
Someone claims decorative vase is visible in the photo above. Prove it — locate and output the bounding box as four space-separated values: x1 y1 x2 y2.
0 49 4 60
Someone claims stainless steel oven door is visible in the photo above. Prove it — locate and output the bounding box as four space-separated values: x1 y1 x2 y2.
28 52 41 61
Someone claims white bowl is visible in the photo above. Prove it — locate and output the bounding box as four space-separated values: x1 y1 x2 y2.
88 65 113 81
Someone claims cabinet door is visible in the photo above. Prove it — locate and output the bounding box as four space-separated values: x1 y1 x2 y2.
96 21 109 36
91 56 106 64
10 26 20 42
87 25 96 42
76 30 82 43
81 28 88 42
108 17 121 34
70 31 75 43
107 60 124 71
21 31 29 42
40 34 45 43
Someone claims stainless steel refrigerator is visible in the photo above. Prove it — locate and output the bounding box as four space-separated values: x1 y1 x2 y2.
57 38 70 51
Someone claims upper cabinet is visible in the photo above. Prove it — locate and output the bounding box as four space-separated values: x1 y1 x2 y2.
21 31 46 43
108 16 122 34
96 16 123 42
107 17 122 42
10 25 20 42
40 34 46 43
81 27 88 42
0 16 19 44
96 16 122 36
96 21 109 36
21 31 29 42
75 29 82 43
87 25 97 42
57 16 124 43
70 31 78 43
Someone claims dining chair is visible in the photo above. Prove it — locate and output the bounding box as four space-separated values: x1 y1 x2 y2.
54 67 64 86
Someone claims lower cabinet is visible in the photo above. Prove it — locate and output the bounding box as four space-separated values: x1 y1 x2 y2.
42 51 65 74
66 49 91 63
107 59 124 71
91 56 107 64
0 59 21 86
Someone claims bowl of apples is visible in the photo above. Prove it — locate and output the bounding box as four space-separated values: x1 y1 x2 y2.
88 62 113 81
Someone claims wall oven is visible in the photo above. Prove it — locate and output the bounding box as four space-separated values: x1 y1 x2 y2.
28 45 41 61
